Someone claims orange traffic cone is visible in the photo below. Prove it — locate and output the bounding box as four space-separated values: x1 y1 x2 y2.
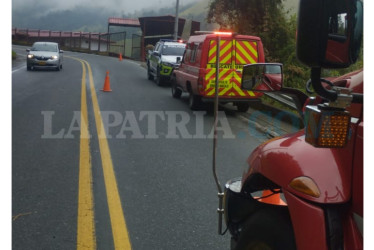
258 189 286 206
101 71 112 92
119 53 123 61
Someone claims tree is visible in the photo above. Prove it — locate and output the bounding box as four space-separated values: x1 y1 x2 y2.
207 0 309 89
207 0 363 91
208 0 285 60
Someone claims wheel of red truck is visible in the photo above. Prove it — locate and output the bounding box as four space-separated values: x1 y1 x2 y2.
171 77 182 99
188 92 202 110
232 207 296 250
236 102 250 112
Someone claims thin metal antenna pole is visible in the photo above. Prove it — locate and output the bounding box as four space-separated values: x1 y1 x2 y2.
174 0 180 40
212 35 222 194
212 35 224 235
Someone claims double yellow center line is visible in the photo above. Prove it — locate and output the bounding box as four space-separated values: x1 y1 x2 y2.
73 57 132 250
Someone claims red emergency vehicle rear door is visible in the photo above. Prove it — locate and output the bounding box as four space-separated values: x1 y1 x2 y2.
204 39 259 97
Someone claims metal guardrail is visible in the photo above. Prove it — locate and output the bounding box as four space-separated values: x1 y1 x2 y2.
264 93 297 110
12 28 142 60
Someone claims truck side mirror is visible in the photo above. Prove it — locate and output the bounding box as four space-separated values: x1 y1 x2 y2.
241 63 283 92
296 0 363 68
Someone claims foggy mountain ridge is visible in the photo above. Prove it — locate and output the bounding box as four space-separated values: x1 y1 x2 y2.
12 1 200 32
12 0 298 33
13 6 128 32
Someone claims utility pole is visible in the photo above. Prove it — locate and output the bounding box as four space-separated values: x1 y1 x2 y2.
174 0 180 40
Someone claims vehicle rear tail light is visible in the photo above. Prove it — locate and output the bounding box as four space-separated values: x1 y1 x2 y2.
305 105 350 148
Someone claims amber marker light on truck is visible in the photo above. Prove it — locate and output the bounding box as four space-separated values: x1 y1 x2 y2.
289 176 321 198
305 105 350 148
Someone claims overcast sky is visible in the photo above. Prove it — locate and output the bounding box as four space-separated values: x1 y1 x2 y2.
12 0 201 15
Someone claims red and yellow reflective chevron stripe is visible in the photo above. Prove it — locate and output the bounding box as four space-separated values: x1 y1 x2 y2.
204 38 259 98
231 70 256 97
235 41 258 64
204 69 257 97
208 40 233 64
204 68 232 96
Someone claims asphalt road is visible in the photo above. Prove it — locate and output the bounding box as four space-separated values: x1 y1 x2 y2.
12 45 299 250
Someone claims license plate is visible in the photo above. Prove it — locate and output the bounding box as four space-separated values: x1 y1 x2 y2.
39 62 46 65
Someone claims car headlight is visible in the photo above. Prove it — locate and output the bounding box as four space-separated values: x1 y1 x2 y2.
51 55 58 60
27 54 34 59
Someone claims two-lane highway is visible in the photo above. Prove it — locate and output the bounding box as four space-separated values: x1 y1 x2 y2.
12 46 282 250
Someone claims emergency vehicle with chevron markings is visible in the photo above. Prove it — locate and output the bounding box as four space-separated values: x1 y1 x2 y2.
171 32 265 112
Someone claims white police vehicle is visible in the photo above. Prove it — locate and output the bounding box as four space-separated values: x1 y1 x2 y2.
147 39 186 85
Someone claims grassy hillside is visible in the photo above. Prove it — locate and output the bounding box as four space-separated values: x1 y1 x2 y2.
179 0 212 30
179 0 210 18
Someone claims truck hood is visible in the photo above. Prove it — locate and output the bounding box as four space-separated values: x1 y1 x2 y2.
161 55 181 65
243 129 357 204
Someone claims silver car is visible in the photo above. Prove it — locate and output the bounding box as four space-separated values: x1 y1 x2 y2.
26 42 63 71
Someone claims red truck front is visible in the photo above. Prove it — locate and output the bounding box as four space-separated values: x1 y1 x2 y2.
217 0 364 249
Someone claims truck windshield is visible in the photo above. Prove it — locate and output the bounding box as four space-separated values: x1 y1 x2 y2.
162 45 185 56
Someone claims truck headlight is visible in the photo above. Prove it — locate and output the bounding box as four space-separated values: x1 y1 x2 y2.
27 54 34 59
